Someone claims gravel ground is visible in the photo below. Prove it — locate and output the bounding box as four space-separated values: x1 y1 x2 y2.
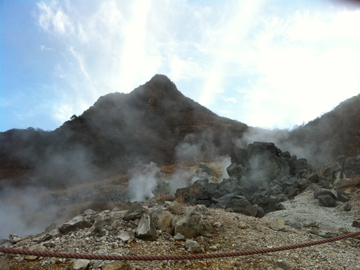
2 197 360 270
263 190 359 234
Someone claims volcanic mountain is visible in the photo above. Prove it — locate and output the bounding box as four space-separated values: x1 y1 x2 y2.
1 74 360 188
0 75 248 188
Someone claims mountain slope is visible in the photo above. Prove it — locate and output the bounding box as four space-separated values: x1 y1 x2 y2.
0 75 248 188
288 94 360 164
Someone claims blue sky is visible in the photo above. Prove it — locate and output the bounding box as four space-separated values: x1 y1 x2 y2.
1 0 360 132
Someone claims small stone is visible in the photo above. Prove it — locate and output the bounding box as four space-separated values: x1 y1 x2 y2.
102 261 132 270
344 203 352 211
9 234 21 244
275 260 293 270
118 231 131 242
83 209 97 215
25 245 47 261
213 222 222 228
184 239 202 254
45 223 57 232
270 220 286 231
209 245 218 250
352 220 360 228
174 233 185 241
72 259 90 270
238 221 249 229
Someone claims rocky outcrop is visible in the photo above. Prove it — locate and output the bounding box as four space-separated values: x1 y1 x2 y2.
176 142 315 216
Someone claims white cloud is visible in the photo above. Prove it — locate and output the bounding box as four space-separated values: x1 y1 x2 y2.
33 1 360 130
37 2 74 35
53 103 73 123
40 45 54 51
224 97 237 103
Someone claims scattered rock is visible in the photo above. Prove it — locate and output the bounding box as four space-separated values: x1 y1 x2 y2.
184 239 202 254
72 259 90 270
136 213 157 241
337 189 350 202
9 234 21 244
58 215 93 234
45 223 57 233
344 203 352 211
168 201 185 215
118 231 131 242
172 210 201 239
173 233 185 241
24 245 46 261
151 209 174 232
123 204 147 221
275 260 293 270
317 195 337 207
270 220 286 232
102 261 132 270
352 220 360 228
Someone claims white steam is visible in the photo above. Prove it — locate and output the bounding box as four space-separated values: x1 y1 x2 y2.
128 162 159 202
0 185 67 239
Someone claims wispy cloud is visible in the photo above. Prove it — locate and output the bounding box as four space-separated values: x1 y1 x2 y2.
33 1 360 129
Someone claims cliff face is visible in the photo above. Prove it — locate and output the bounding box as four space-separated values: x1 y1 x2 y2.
0 75 248 188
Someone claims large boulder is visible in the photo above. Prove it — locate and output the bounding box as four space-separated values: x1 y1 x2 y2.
58 215 93 234
172 210 201 239
136 213 157 241
226 196 258 217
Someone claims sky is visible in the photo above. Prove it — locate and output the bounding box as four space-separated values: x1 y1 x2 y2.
1 0 360 132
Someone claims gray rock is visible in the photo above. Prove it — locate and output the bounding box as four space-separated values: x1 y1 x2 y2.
199 220 213 235
83 209 97 215
344 203 352 211
337 189 350 202
9 234 21 244
58 215 93 234
317 195 337 207
102 261 131 270
45 223 57 233
184 239 202 254
275 260 293 270
174 233 185 241
72 259 90 270
118 231 131 242
38 228 60 242
314 189 337 200
25 245 47 261
136 213 157 241
123 204 147 221
352 220 360 228
270 220 286 232
172 210 201 239
151 209 174 232
168 201 185 215
226 196 257 217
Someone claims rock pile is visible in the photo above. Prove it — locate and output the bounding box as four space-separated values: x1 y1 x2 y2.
176 142 317 216
2 201 360 270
